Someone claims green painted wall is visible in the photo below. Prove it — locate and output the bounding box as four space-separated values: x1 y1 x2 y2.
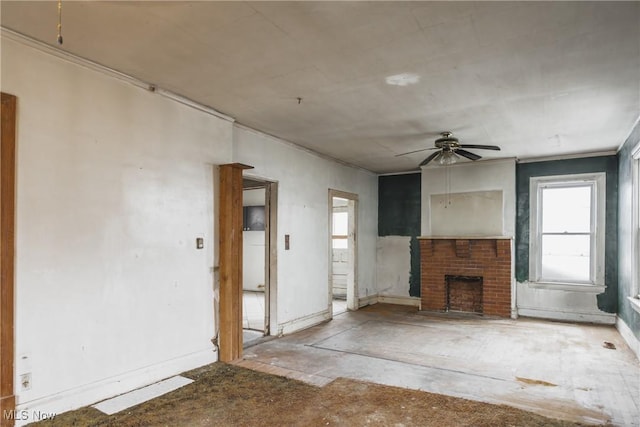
618 121 640 340
378 173 421 296
515 156 619 313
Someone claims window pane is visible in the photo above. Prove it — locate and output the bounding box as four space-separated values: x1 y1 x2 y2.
542 186 591 233
333 212 348 235
541 234 590 282
332 238 348 249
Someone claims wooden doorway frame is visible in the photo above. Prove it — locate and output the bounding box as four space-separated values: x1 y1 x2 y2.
328 189 358 315
263 181 278 335
1 93 17 425
218 163 252 362
241 177 278 338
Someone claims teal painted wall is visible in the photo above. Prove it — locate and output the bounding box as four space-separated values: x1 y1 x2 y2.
515 156 619 313
378 173 421 296
618 121 640 340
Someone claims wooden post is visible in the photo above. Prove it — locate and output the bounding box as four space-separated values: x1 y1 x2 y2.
1 93 17 426
218 163 252 362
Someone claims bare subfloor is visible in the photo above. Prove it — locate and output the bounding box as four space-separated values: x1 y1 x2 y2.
32 304 639 426
238 304 639 426
34 363 593 427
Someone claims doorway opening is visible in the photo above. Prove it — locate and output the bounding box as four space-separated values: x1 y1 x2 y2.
329 190 358 316
242 177 277 347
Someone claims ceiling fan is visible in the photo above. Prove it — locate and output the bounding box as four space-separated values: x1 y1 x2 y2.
396 132 501 166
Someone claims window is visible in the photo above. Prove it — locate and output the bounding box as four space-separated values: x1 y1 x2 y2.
529 173 606 286
633 145 640 299
332 211 349 249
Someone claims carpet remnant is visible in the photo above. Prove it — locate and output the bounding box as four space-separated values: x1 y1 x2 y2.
33 363 596 427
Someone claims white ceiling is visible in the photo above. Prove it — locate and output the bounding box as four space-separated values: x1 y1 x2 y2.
2 1 639 173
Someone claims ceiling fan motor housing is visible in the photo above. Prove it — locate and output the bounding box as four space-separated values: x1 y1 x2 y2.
435 133 459 149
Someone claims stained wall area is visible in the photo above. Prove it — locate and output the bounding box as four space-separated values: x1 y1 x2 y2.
232 125 379 331
2 32 380 423
377 174 421 299
617 120 640 344
515 156 618 322
2 35 231 422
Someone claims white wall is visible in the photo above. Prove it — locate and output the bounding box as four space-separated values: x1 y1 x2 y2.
421 159 516 237
2 35 232 421
233 126 378 333
376 236 412 297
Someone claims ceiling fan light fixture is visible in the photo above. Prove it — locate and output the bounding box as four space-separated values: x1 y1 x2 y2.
438 150 459 165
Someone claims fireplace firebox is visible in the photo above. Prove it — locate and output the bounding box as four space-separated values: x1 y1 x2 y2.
446 275 483 313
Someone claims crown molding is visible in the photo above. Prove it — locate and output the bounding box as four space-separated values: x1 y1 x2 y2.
1 27 234 123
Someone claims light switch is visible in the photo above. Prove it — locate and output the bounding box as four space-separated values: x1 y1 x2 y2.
196 238 204 249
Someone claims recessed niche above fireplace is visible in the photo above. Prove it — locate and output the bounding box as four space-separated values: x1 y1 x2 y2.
430 190 503 237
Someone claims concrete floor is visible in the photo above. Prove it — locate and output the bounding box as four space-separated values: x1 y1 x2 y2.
235 304 640 426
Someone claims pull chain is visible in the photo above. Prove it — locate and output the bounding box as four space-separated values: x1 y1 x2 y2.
444 165 451 209
57 0 63 45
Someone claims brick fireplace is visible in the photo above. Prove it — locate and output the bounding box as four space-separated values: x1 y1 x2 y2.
419 237 512 317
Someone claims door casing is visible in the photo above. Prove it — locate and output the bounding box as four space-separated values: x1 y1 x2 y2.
328 189 358 315
1 92 17 426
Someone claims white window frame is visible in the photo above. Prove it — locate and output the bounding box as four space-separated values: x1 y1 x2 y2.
632 143 640 301
529 172 606 288
332 207 349 249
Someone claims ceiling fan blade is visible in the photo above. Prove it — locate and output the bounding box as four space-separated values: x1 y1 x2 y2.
395 147 439 157
455 149 482 161
459 144 501 151
419 151 441 166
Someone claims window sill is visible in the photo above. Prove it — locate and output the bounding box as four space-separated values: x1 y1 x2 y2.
628 297 640 315
527 281 605 293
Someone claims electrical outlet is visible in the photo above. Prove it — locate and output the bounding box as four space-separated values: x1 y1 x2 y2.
21 373 31 390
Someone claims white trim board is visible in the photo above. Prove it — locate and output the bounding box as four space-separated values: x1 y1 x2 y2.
14 349 216 427
234 123 375 175
616 316 640 362
617 115 640 153
277 310 331 336
358 294 378 308
517 307 616 325
377 295 421 307
518 151 618 163
93 376 193 415
0 27 234 123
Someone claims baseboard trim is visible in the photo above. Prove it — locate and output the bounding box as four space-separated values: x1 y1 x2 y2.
517 307 616 324
377 295 421 307
14 348 217 426
616 316 640 361
358 294 378 308
277 310 331 336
